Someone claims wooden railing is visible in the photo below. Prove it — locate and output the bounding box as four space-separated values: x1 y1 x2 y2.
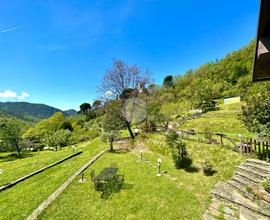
178 129 270 161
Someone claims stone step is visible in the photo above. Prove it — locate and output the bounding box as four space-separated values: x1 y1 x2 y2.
240 207 270 220
203 212 217 220
235 171 262 184
211 182 270 218
228 180 247 194
237 165 269 179
207 207 222 218
233 175 257 187
244 162 270 174
246 159 270 168
205 198 239 220
209 198 224 210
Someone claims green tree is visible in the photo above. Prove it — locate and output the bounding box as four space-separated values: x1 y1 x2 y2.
242 83 270 137
163 75 174 88
79 103 91 114
23 112 65 143
60 121 73 132
99 59 150 139
0 118 23 156
102 101 124 151
44 129 71 151
92 100 102 109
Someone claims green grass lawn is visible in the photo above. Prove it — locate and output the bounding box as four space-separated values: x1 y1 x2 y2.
179 102 254 139
0 138 107 220
39 134 244 220
0 142 91 186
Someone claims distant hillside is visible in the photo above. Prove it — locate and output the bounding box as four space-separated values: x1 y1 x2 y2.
0 102 77 123
0 110 31 130
64 109 77 116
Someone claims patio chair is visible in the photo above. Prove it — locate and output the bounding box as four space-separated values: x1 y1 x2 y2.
113 174 125 191
94 180 106 191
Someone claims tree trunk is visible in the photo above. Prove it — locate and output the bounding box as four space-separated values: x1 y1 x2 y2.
15 144 21 157
109 139 113 151
125 120 134 139
145 114 148 132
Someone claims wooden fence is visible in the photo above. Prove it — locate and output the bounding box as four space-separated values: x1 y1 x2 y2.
179 129 270 161
239 138 270 161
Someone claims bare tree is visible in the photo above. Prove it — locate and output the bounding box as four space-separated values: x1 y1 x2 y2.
99 59 151 139
100 60 151 99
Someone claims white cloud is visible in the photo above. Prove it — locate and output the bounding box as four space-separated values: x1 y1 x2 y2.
18 92 30 99
0 26 23 33
0 90 30 100
0 90 17 98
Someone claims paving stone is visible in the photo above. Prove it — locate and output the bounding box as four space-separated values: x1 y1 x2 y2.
224 206 235 216
240 207 269 220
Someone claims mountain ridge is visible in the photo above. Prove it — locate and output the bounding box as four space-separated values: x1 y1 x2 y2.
0 101 77 123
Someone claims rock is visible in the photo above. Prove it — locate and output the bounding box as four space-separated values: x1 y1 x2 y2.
224 207 235 216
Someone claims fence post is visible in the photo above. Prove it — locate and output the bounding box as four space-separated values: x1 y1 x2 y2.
258 141 261 158
254 139 257 154
262 142 266 160
266 141 269 162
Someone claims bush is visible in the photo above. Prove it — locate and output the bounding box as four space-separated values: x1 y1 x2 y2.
149 121 157 132
262 178 270 193
171 141 191 169
201 160 215 176
166 130 179 147
88 129 100 140
60 121 73 132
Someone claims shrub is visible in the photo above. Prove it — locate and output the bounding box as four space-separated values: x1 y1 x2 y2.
166 130 179 147
201 159 215 176
60 121 73 132
149 121 157 132
88 129 100 140
262 178 270 193
171 141 191 169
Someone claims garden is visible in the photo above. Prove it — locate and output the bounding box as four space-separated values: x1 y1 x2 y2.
37 134 243 220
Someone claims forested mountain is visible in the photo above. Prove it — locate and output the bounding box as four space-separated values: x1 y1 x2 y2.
64 109 78 116
0 102 77 123
159 40 262 108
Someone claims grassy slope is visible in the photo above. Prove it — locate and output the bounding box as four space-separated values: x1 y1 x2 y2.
39 135 244 220
179 102 254 139
0 139 107 220
0 143 89 186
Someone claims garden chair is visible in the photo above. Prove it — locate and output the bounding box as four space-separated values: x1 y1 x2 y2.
94 180 106 191
112 174 125 191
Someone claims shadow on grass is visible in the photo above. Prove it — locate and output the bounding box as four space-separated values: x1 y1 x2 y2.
0 152 34 162
109 148 130 154
203 169 217 177
100 182 134 199
175 157 200 173
184 165 200 173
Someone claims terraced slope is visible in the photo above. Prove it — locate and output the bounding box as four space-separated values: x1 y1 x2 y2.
179 102 254 139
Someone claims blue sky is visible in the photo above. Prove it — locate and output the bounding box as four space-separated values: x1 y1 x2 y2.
0 0 259 110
